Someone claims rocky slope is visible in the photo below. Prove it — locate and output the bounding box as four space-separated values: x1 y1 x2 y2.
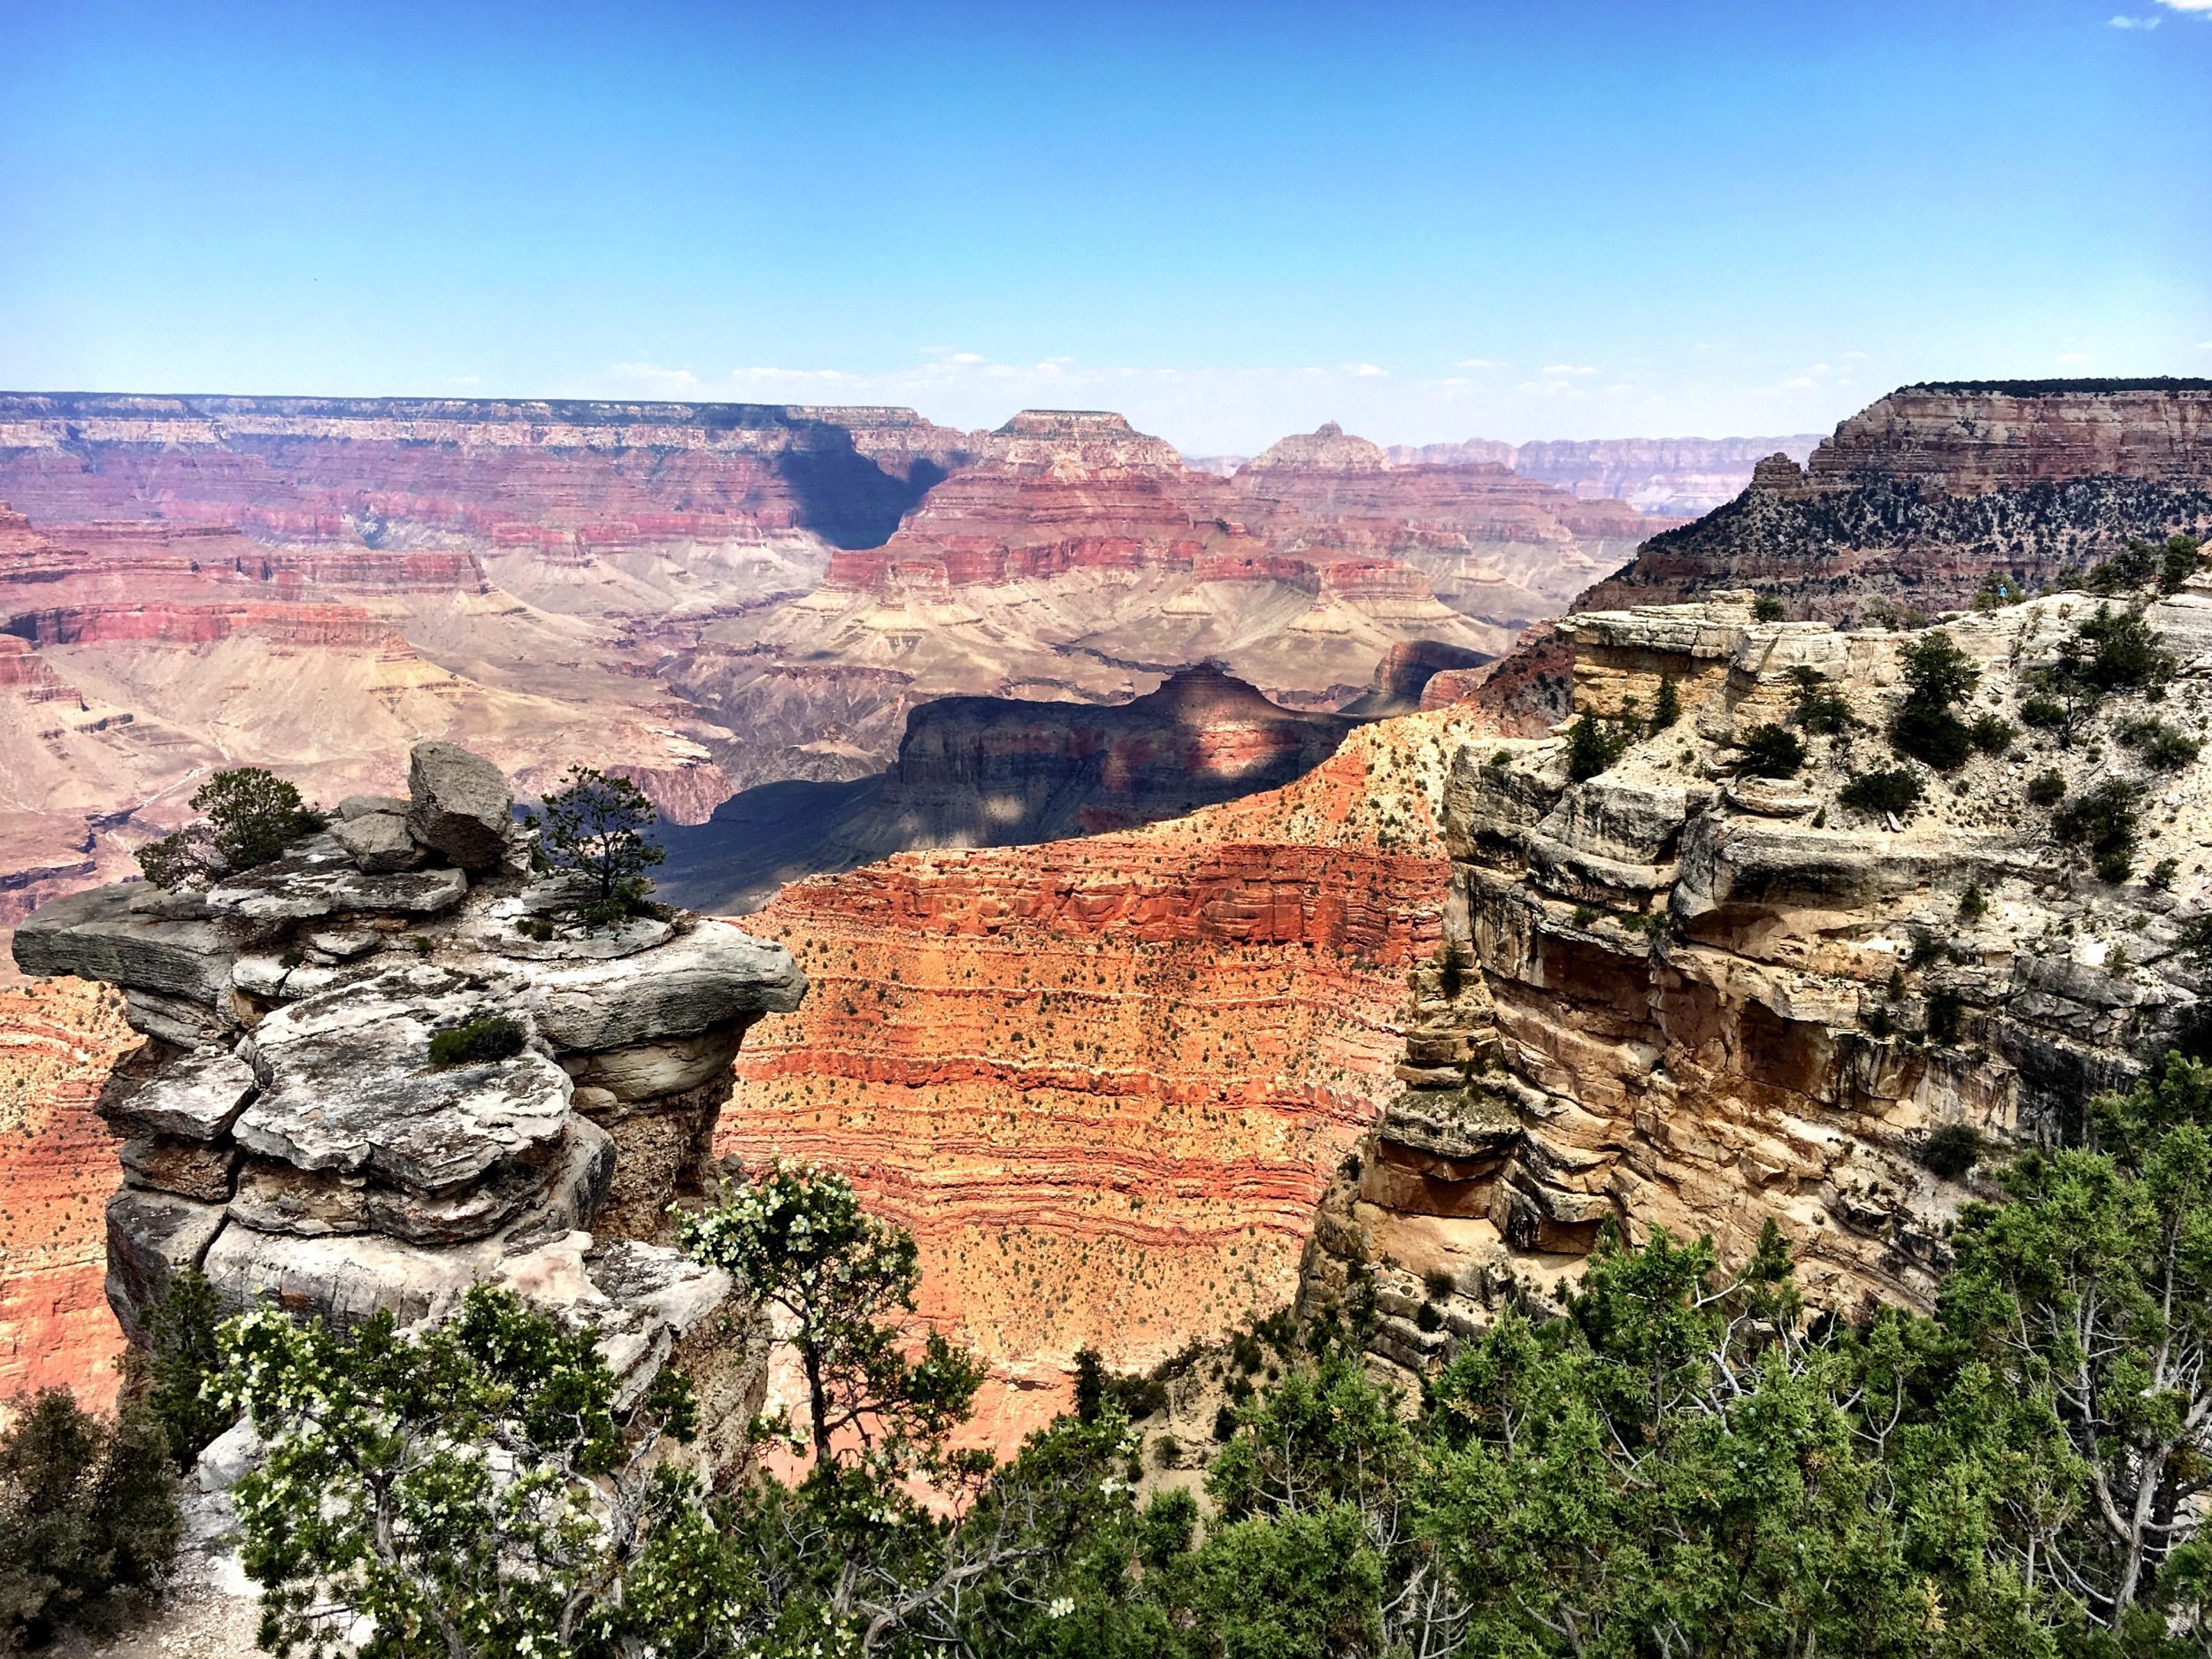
1304 578 2212 1384
1579 381 2212 621
656 664 1366 913
1387 435 1822 515
6 742 803 1468
716 707 1476 1442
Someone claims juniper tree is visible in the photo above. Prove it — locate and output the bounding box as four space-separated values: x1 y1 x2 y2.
135 767 320 889
525 765 665 926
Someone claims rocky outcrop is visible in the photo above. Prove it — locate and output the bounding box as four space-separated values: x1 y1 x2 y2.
1343 640 1495 716
11 741 803 1469
1306 587 2212 1386
1579 381 2212 622
656 665 1367 912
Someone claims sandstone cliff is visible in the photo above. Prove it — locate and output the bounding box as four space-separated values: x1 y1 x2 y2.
1306 581 2212 1385
716 709 1475 1442
1580 381 2212 622
6 743 804 1468
1386 435 1821 515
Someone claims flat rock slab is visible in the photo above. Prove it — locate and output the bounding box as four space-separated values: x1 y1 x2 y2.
104 1046 257 1141
229 1117 613 1247
407 742 513 870
13 884 248 1006
204 843 467 920
234 963 572 1197
452 893 673 961
526 921 806 1050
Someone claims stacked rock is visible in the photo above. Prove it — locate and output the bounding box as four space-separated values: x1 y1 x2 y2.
13 742 805 1463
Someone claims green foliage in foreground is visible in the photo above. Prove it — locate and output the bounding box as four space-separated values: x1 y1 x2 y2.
196 1057 2212 1658
0 1386 180 1647
135 767 322 889
525 764 665 926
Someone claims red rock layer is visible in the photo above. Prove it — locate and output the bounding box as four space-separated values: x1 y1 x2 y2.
0 978 134 1415
1803 380 2212 494
718 708 1476 1442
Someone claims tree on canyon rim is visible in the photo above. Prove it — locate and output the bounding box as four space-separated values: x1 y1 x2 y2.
134 766 322 889
525 764 665 925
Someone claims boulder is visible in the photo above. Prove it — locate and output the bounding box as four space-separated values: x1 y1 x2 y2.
406 742 514 870
332 810 424 874
103 1047 257 1141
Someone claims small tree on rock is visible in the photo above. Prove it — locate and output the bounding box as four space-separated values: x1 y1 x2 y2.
678 1159 983 1486
135 767 321 889
525 765 665 926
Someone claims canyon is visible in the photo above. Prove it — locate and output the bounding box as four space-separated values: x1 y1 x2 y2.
1389 433 1824 515
9 374 2212 1471
1580 379 2212 621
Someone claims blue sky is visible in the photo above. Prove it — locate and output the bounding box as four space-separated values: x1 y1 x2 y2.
2 0 2207 452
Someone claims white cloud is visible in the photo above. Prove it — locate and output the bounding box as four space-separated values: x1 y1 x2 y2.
947 352 984 365
2109 14 2162 27
606 362 699 393
2154 0 2212 12
1348 363 1387 378
1540 363 1597 376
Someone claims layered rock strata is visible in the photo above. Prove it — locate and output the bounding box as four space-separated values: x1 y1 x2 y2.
1579 381 2212 622
656 664 1366 913
718 708 1476 1443
1307 584 2212 1384
11 742 804 1466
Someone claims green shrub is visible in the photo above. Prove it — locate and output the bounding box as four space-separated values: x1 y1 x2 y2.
1649 674 1682 731
130 1271 232 1469
1920 1122 1984 1180
1926 987 1965 1047
516 917 557 942
1788 666 1855 735
2152 858 2181 890
2027 769 2067 807
0 1388 180 1647
1863 1005 1894 1039
2020 695 2066 730
135 767 322 890
1737 723 1806 778
1753 595 1786 621
2051 779 2143 882
2086 539 2160 595
1958 884 1988 924
427 1013 527 1068
1153 1434 1184 1470
1967 714 2016 755
2070 603 2175 695
2162 534 2206 594
1436 942 1467 1000
1887 632 1981 772
1564 711 1632 782
1839 767 1924 819
2117 717 2201 770
1423 1268 1456 1302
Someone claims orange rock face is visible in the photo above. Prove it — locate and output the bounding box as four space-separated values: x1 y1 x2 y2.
0 976 134 1414
718 710 1473 1440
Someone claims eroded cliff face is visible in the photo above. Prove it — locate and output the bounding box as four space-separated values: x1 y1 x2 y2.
1308 585 2212 1383
657 664 1369 913
717 710 1477 1442
1580 381 2212 623
1388 435 1823 517
7 743 804 1467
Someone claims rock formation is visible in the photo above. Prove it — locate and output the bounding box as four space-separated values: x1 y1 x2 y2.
1579 381 2212 622
1390 435 1824 517
715 707 1471 1443
656 664 1365 913
1304 581 2212 1384
10 742 804 1466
